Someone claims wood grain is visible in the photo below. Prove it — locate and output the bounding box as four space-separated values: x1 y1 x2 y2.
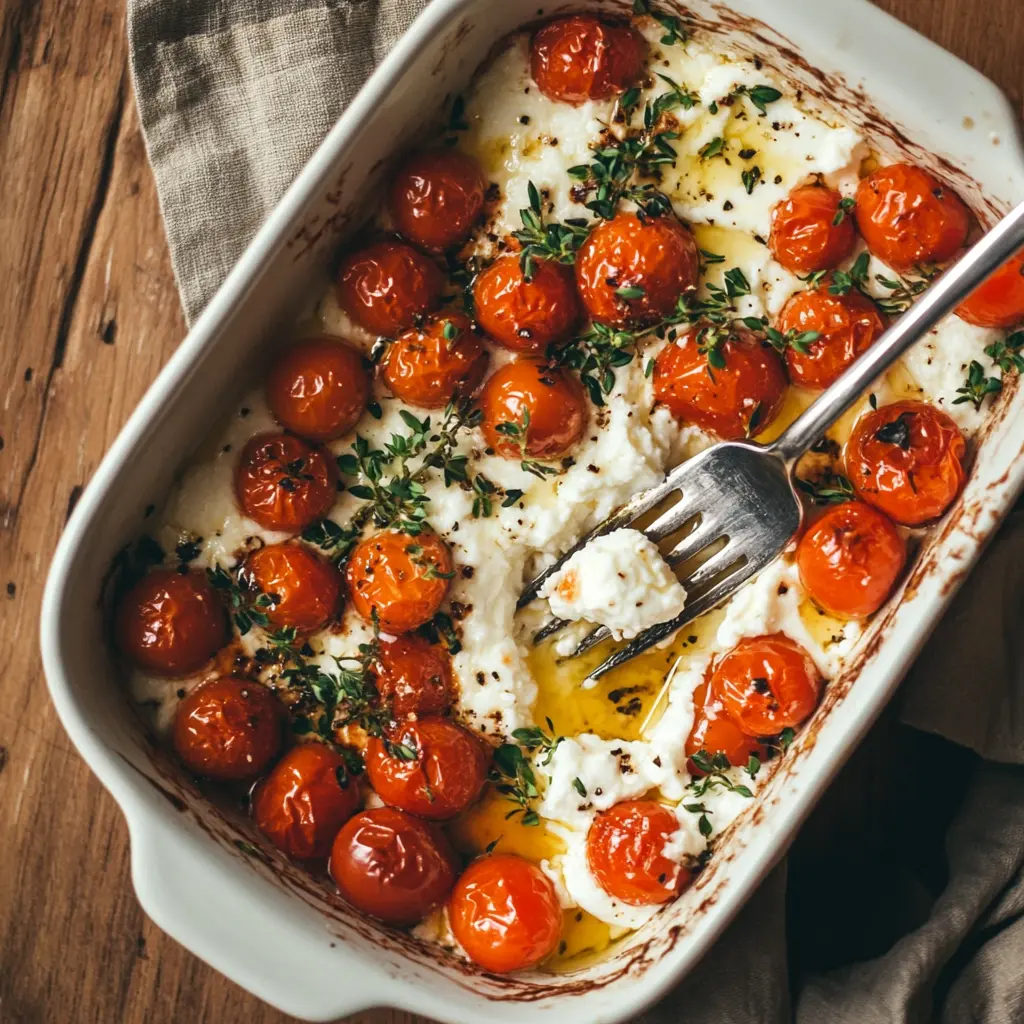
0 2 1019 1022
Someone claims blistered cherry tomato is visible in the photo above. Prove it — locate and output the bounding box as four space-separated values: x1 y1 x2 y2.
956 249 1024 328
769 184 857 274
239 542 342 634
480 359 587 460
389 149 487 252
265 337 369 442
380 311 488 408
330 806 458 925
796 501 906 619
449 854 562 973
586 800 690 907
530 15 646 105
685 678 764 772
709 634 822 737
776 283 886 389
366 717 488 820
336 241 444 337
116 569 228 677
576 212 699 327
473 254 581 352
855 163 969 271
346 529 453 634
844 400 967 526
375 633 453 717
652 324 788 439
173 677 283 782
252 743 361 860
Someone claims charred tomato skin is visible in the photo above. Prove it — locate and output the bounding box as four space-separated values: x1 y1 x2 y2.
239 542 342 634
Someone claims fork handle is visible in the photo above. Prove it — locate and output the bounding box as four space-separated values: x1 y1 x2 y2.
768 200 1024 465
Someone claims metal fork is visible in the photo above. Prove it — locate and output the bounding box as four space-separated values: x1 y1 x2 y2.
520 201 1024 683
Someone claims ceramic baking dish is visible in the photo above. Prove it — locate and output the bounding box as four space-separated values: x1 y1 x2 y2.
41 0 1024 1020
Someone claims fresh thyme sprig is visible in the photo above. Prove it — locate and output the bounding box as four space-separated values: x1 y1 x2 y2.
687 749 755 799
741 316 821 355
795 468 855 505
495 409 560 479
632 0 689 45
954 360 1002 410
953 330 1024 410
553 320 640 404
490 718 564 827
207 563 278 635
512 181 591 280
874 263 940 315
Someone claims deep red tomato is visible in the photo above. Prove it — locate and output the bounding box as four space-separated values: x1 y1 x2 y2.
449 854 563 973
843 400 967 526
652 324 788 439
855 163 969 271
956 249 1024 328
365 717 488 820
252 742 361 860
345 529 453 634
375 632 453 718
239 542 342 634
116 569 228 677
685 678 764 772
769 184 857 274
330 806 458 925
173 677 283 782
586 800 691 907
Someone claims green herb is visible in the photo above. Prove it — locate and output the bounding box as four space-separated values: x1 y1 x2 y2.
511 717 563 766
423 610 462 655
746 754 761 779
832 196 856 226
742 317 821 355
616 284 646 300
495 408 559 479
954 359 1002 410
207 563 271 635
490 744 542 826
699 248 726 266
335 747 364 788
302 517 361 562
874 264 940 316
828 251 871 296
655 12 687 45
733 83 783 115
699 136 725 160
572 777 588 798
874 411 913 449
683 801 714 837
795 469 855 505
513 180 591 280
741 165 762 195
554 320 641 403
687 750 755 799
985 329 1024 375
484 837 501 854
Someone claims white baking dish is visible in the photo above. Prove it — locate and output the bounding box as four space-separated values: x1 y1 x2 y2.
41 1 1024 1020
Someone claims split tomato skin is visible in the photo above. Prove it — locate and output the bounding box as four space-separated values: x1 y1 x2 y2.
239 542 342 634
956 249 1024 328
685 678 764 773
769 184 857 275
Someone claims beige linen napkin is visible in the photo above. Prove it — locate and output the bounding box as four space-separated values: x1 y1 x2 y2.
128 2 1024 1019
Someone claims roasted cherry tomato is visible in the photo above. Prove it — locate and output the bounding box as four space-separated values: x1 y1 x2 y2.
345 529 453 634
796 501 906 619
709 634 822 737
336 241 444 337
480 359 587 460
252 742 361 860
389 149 487 252
380 311 488 409
652 324 788 439
375 632 453 718
116 569 228 677
956 249 1024 328
235 433 338 532
575 212 699 327
844 400 967 526
265 336 370 442
173 677 283 782
586 800 690 907
449 854 562 973
472 254 581 353
330 806 458 925
530 15 646 105
239 542 342 634
769 184 857 274
855 163 969 271
685 678 764 773
776 282 886 389
366 717 488 820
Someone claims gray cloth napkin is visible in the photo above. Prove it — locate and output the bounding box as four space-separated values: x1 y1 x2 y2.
127 2 1024 1019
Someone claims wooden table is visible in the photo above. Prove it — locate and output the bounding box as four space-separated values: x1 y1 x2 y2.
1 2 1020 1021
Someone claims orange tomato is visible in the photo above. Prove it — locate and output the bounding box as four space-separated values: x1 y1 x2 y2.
172 677 283 782
844 400 967 526
776 283 886 389
265 337 370 442
956 249 1024 328
449 854 562 973
472 254 581 353
252 743 361 860
479 359 587 460
709 634 822 737
380 311 488 408
652 324 788 439
796 501 906 619
336 241 444 337
239 542 342 634
769 184 857 274
235 433 338 532
685 678 764 772
575 212 699 327
375 632 453 718
365 717 488 821
346 529 453 634
116 569 228 677
330 807 458 925
388 149 487 252
586 800 690 907
855 163 969 271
